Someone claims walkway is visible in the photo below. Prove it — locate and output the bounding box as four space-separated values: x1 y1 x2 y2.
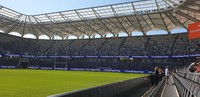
161 76 179 97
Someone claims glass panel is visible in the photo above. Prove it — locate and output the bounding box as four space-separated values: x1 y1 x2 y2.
0 0 182 23
93 6 114 18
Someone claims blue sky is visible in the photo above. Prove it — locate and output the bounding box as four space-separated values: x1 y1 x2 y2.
0 0 140 15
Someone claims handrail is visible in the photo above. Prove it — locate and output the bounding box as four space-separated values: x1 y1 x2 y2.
177 72 200 85
147 77 166 97
173 73 200 97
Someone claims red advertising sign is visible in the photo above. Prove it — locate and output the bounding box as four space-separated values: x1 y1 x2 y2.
188 21 200 40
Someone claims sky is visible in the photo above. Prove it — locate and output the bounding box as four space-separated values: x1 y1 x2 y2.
0 0 140 15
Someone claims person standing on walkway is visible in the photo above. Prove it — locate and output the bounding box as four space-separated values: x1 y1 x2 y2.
154 66 160 85
165 66 169 84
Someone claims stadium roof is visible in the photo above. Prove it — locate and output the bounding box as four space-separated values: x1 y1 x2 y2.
0 0 199 39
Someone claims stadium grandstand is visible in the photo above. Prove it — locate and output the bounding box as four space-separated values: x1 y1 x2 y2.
0 0 200 97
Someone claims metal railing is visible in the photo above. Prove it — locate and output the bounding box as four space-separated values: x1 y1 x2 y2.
177 72 200 85
143 77 166 97
173 73 200 97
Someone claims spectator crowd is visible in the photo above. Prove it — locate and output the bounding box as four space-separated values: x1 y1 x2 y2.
0 33 199 56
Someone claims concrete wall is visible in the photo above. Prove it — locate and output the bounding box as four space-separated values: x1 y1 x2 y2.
48 76 150 97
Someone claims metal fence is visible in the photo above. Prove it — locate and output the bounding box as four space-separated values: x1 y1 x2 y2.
145 77 166 97
173 73 200 97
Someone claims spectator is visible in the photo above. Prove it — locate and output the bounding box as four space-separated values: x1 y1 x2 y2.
154 66 160 85
158 67 164 81
188 62 198 72
165 66 169 84
148 73 155 86
173 66 178 73
195 62 200 73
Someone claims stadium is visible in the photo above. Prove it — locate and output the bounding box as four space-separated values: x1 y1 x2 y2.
0 0 200 97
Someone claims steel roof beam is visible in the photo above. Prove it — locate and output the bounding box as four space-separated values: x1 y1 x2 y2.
32 17 55 37
59 13 83 37
21 16 27 36
183 2 200 6
163 0 174 8
30 25 39 39
27 25 38 39
131 3 144 33
28 16 39 38
182 0 197 5
0 22 14 28
140 15 152 30
1 15 24 33
155 0 170 33
165 0 178 6
59 12 89 36
181 7 200 13
0 0 197 38
124 17 136 29
147 14 156 29
110 6 129 34
0 0 187 24
126 17 140 34
33 25 51 38
97 19 115 35
4 23 21 34
0 14 22 28
74 10 101 36
136 17 145 34
33 16 66 37
45 14 72 37
164 11 187 29
45 14 55 22
91 8 115 35
0 6 22 17
176 10 200 22
159 13 170 33
55 24 79 37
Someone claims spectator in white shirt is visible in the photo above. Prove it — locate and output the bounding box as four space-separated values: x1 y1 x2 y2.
165 66 169 84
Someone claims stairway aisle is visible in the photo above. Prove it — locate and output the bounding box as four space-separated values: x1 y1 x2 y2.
161 75 180 97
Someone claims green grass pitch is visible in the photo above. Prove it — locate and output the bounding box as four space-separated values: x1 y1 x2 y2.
0 69 147 97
